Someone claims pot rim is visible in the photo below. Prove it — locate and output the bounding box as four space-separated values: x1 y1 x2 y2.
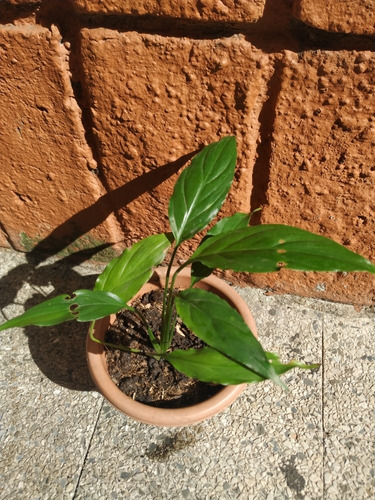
86 267 257 427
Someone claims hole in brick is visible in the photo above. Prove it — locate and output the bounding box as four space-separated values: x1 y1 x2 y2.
338 153 346 164
356 215 368 226
334 118 351 132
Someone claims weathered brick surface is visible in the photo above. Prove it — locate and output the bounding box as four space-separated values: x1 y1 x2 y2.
293 0 375 35
73 0 265 22
0 25 122 252
0 227 9 248
1 1 374 303
80 28 270 255
250 51 375 305
7 0 40 4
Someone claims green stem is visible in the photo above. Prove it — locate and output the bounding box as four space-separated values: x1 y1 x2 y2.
160 245 179 350
132 308 161 354
165 311 178 350
160 260 191 352
89 321 159 357
161 246 179 315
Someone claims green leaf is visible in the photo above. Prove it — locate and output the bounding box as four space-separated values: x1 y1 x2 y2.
0 294 76 331
175 288 284 388
208 212 251 236
68 290 127 322
191 212 250 285
166 348 319 385
0 290 128 332
190 224 375 274
190 261 213 287
94 233 173 301
265 352 320 376
168 136 237 245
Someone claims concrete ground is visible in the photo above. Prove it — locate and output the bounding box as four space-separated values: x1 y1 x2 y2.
0 247 374 499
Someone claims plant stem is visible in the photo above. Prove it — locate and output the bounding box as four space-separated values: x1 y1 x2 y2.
132 308 161 354
89 321 142 354
89 321 159 357
160 259 191 352
160 245 179 351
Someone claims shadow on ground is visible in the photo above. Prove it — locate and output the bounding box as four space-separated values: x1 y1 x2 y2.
0 150 195 390
0 249 105 391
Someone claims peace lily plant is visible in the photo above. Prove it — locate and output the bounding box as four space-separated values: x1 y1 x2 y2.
1 137 374 390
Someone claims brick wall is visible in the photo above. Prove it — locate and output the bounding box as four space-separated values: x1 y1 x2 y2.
0 0 374 304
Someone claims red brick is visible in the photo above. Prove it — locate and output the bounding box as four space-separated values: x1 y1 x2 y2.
73 0 265 22
0 25 122 252
293 0 375 35
80 28 270 256
251 51 375 305
7 0 41 4
0 227 10 249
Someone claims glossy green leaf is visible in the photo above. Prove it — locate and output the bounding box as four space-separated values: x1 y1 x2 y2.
0 289 128 332
191 212 250 285
68 290 127 322
190 224 375 273
166 348 320 385
175 288 284 387
168 137 237 245
207 212 251 237
264 352 320 376
94 233 173 301
0 294 76 331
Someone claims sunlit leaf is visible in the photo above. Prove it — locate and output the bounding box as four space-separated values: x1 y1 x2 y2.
265 351 320 376
208 212 250 237
0 289 128 332
0 294 75 331
68 290 127 322
191 212 250 285
175 288 285 388
94 233 173 301
190 224 375 273
168 137 237 245
166 348 320 385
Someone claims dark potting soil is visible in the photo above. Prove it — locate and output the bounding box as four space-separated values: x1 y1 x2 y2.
105 289 222 408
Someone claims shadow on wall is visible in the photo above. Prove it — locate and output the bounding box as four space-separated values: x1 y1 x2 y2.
0 151 196 391
33 0 375 53
4 0 373 56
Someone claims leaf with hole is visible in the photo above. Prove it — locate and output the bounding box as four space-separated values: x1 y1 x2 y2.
191 212 250 285
0 290 128 332
68 290 128 322
0 294 76 331
189 224 375 273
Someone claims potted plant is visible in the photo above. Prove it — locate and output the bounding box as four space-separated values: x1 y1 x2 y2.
1 137 374 427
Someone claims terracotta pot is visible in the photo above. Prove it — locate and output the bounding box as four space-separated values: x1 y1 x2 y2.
86 267 258 427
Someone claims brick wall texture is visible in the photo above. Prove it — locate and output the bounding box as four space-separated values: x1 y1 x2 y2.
0 0 374 304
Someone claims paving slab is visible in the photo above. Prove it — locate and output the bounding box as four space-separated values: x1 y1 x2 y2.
0 249 104 499
0 248 374 499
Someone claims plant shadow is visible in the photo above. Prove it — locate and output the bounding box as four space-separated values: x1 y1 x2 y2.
0 152 196 391
1 249 105 391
